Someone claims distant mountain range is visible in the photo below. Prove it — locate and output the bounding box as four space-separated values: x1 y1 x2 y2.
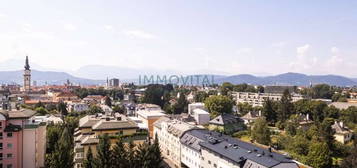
0 70 356 86
0 70 104 85
214 73 357 86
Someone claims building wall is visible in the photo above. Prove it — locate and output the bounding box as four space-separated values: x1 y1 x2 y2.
181 145 201 168
23 129 36 168
201 148 240 168
94 128 137 137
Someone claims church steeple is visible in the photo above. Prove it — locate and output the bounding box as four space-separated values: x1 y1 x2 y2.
24 55 30 70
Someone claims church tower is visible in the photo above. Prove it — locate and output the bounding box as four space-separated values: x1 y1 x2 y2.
24 56 31 92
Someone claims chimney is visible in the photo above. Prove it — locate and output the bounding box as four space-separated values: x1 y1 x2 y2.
306 113 310 121
258 110 262 117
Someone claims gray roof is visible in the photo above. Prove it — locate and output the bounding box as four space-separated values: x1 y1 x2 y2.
182 129 297 168
209 113 241 126
0 109 36 119
92 120 138 131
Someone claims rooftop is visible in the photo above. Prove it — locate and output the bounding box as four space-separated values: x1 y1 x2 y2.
209 113 241 126
183 129 297 168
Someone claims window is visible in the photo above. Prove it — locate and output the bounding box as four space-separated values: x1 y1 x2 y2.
0 143 2 150
7 164 12 168
0 122 2 128
7 143 12 149
0 132 2 139
0 153 3 160
7 132 12 138
7 153 12 158
208 160 211 164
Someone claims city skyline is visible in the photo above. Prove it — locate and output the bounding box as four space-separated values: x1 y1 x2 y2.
0 0 357 77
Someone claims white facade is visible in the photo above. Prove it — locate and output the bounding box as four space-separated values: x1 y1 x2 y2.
67 102 89 112
192 109 210 125
154 119 195 167
233 92 304 107
181 145 202 168
188 103 205 115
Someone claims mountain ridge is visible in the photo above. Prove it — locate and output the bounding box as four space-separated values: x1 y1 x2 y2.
0 70 356 86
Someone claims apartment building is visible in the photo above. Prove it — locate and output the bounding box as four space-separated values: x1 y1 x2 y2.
182 129 299 168
233 92 304 107
153 118 195 168
136 104 166 137
0 109 47 168
67 102 89 112
73 114 147 168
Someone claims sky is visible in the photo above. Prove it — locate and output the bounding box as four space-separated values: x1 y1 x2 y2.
0 0 357 77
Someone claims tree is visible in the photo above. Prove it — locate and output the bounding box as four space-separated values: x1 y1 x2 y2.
237 102 253 116
87 105 104 115
194 91 209 102
276 89 293 122
57 101 68 116
146 134 163 168
262 99 277 123
104 96 112 107
220 82 234 95
112 105 125 114
172 92 188 114
319 118 335 151
312 84 333 99
204 95 234 118
47 127 74 168
94 134 112 168
251 117 271 145
35 107 48 115
84 147 95 168
305 142 332 168
142 84 166 107
111 138 129 168
341 138 357 168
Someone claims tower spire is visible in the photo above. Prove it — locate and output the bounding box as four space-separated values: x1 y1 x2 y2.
24 55 30 70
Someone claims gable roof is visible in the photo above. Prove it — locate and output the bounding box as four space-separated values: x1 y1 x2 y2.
209 113 240 126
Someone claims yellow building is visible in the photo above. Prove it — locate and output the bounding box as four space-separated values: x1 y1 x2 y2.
73 114 148 168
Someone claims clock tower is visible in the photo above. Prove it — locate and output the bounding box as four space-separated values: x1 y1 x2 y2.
24 56 31 92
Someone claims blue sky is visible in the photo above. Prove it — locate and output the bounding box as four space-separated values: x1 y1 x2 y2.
0 0 356 77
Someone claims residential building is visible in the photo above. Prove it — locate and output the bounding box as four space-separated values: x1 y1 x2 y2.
188 103 206 116
240 111 261 125
107 78 120 88
82 95 104 105
208 114 245 134
0 90 10 110
332 121 353 144
153 118 195 167
233 92 304 107
53 92 79 102
67 102 89 112
192 109 210 125
198 130 299 168
0 109 47 168
73 114 147 168
136 104 166 137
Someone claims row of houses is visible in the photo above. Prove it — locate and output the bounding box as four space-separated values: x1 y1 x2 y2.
153 118 299 168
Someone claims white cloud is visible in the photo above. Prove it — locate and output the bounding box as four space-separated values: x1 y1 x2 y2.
64 24 77 31
290 44 314 70
104 25 114 31
271 42 286 48
123 30 157 39
236 47 253 55
296 44 310 56
331 46 340 54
